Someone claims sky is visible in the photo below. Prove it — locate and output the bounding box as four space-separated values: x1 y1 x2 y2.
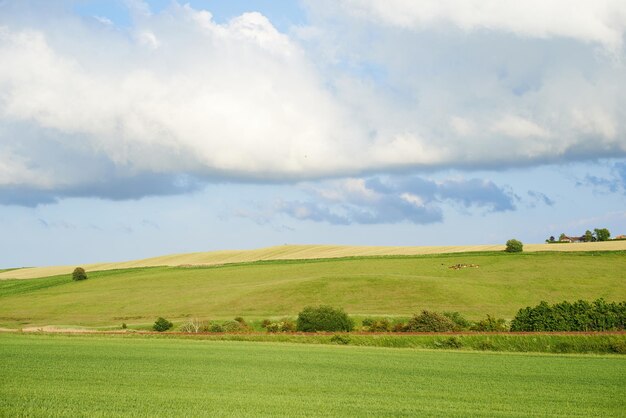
1 0 625 267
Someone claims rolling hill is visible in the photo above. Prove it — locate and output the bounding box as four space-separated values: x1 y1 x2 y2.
0 248 624 329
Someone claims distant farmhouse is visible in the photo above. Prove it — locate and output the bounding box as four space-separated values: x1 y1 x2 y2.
559 235 584 243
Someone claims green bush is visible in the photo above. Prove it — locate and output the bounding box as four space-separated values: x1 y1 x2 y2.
72 267 88 281
265 319 296 333
153 317 173 332
405 310 457 332
505 239 523 253
208 323 224 333
362 318 392 332
260 319 272 328
392 322 407 332
296 305 354 332
222 320 244 333
434 336 463 349
330 334 351 345
361 318 375 328
470 315 509 332
443 312 471 330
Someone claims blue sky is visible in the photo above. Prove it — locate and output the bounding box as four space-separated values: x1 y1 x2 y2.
1 0 625 267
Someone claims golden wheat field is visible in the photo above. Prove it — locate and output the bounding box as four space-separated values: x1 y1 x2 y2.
2 241 625 280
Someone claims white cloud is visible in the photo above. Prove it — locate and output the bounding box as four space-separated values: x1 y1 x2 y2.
1 1 626 205
491 115 551 139
323 0 626 51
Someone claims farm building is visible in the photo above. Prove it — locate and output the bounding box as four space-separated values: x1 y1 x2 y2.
559 235 584 243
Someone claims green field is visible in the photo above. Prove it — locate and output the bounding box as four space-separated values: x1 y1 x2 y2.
0 333 624 417
1 251 624 328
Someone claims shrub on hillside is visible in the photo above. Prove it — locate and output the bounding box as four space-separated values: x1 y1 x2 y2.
405 310 457 332
153 317 173 332
443 312 472 330
222 320 245 333
362 317 392 332
264 318 296 333
296 305 354 332
208 322 225 333
470 315 509 332
72 267 88 281
392 322 407 332
505 239 523 253
510 299 626 332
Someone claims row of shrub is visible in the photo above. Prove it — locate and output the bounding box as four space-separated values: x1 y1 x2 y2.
510 299 626 331
153 317 251 333
361 311 508 333
151 299 625 333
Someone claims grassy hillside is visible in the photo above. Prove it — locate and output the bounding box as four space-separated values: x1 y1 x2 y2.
0 251 624 328
2 334 625 417
3 241 626 280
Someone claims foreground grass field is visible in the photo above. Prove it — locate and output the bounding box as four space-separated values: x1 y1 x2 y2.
3 241 626 280
0 251 624 328
0 333 624 417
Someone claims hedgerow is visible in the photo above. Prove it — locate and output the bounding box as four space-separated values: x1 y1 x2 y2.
510 299 626 331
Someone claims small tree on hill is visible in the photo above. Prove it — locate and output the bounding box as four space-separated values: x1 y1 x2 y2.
505 239 523 253
72 267 88 281
583 230 594 242
296 305 354 332
153 317 173 332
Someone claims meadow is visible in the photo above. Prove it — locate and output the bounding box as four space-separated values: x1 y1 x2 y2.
1 333 624 417
1 251 624 329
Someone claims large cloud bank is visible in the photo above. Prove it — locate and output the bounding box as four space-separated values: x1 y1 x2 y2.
1 0 626 205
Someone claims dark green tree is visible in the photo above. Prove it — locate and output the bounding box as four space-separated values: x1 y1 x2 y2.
594 228 610 241
296 305 354 332
153 317 173 332
583 230 594 242
72 267 87 281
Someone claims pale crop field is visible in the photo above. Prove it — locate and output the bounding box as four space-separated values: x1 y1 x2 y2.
0 333 624 417
2 241 625 280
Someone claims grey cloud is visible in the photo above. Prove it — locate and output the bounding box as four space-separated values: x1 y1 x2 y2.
0 173 204 207
275 175 515 225
582 161 626 194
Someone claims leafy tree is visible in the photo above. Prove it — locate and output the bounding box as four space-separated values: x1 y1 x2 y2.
296 305 354 332
583 230 594 242
594 228 610 241
505 239 523 253
153 317 173 332
548 236 555 243
559 233 566 241
72 267 88 281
